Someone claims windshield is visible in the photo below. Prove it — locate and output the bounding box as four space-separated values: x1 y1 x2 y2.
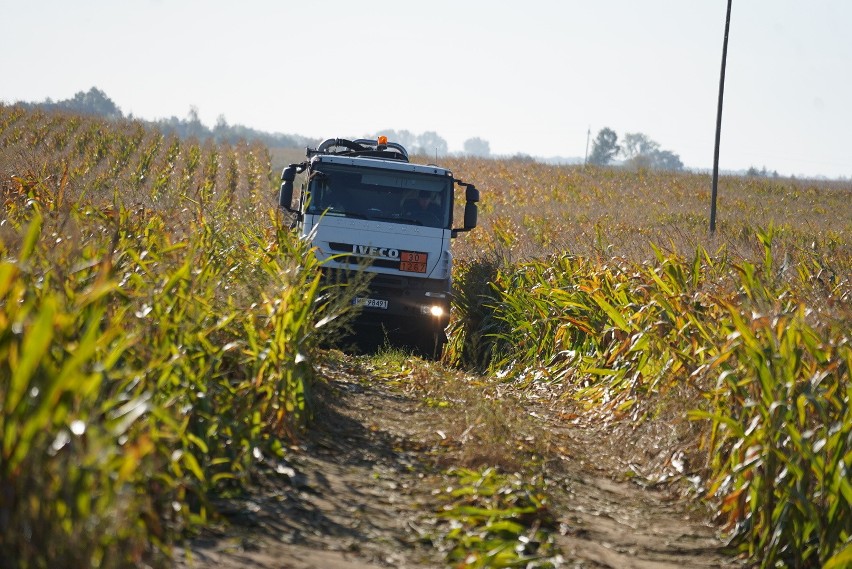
306 163 451 228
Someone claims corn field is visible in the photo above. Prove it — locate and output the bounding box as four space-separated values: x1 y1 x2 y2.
0 105 353 567
2 105 851 567
443 157 852 566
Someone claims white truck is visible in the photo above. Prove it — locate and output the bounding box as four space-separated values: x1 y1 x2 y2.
278 137 480 357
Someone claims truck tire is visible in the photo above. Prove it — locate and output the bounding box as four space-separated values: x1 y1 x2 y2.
417 330 447 361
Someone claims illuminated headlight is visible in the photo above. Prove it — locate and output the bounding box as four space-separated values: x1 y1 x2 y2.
421 305 445 317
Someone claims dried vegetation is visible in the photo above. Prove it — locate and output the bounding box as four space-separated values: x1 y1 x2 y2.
440 156 851 567
0 106 354 567
2 107 850 568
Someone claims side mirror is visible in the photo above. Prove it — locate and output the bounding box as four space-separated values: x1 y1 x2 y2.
279 180 294 211
463 202 478 230
281 166 297 182
466 186 480 203
279 165 298 211
452 182 480 237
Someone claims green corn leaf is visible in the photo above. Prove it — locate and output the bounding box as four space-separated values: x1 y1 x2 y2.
482 520 526 535
647 267 674 297
0 263 19 299
687 409 747 438
186 432 209 454
823 542 852 569
582 367 620 377
161 258 191 296
18 212 43 261
590 294 632 332
181 451 206 484
6 296 56 415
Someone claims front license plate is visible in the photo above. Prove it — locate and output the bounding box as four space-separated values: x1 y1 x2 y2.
353 297 389 309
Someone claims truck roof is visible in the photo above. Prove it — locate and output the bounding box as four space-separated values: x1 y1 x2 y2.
313 154 453 177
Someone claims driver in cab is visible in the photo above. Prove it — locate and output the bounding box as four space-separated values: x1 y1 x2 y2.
405 190 442 226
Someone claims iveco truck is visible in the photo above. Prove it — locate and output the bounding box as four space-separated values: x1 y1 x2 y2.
278 137 480 356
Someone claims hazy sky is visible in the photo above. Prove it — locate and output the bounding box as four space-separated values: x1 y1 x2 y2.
2 1 850 178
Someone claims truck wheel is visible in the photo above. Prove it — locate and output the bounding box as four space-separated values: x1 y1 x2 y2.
418 330 446 360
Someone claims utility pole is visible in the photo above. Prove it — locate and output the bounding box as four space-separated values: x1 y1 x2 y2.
710 0 733 234
584 126 591 166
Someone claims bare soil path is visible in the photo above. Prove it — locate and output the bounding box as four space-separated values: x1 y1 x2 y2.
176 353 744 568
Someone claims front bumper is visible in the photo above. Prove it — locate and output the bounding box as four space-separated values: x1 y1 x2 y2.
323 268 451 331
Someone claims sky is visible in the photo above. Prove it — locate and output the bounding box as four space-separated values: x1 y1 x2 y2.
2 0 850 179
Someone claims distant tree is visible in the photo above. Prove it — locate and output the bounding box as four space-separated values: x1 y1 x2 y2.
213 114 229 141
183 106 208 139
746 165 779 178
587 128 620 166
649 149 683 171
413 131 448 157
23 87 123 118
621 132 659 160
463 137 491 157
20 87 317 148
66 87 121 117
374 129 417 150
621 132 683 171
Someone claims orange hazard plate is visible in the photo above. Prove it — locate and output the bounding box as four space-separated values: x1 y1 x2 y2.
399 250 428 273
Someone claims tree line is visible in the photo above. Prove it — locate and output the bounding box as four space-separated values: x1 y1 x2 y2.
15 88 497 157
15 87 319 148
587 127 684 171
372 129 492 157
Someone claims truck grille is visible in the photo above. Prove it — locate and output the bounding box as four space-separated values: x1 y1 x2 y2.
327 242 401 270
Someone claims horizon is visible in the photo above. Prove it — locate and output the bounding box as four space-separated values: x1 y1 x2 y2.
9 87 849 180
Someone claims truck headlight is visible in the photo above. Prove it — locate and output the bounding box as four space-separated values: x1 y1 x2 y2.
421 305 445 317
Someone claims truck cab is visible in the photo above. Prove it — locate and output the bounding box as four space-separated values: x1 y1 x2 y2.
278 137 479 357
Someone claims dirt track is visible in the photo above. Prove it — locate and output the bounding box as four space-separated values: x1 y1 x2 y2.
176 354 743 568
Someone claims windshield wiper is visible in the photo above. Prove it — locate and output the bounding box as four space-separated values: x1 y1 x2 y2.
393 217 424 226
340 211 369 220
361 213 425 225
324 211 424 225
